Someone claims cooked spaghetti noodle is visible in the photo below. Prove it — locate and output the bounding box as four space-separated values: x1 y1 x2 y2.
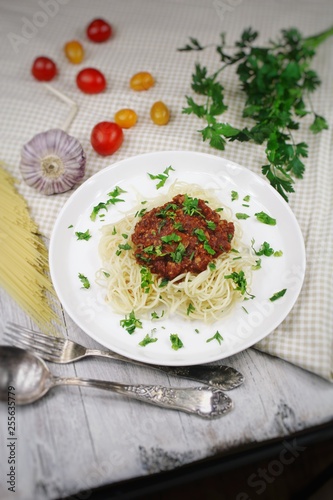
97 182 256 322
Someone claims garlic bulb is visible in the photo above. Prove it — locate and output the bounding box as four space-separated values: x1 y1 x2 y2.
20 129 86 195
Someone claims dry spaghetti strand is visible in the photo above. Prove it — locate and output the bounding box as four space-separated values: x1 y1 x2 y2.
0 163 60 333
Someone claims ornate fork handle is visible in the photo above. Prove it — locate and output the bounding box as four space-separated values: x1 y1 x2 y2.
85 349 244 391
52 376 233 419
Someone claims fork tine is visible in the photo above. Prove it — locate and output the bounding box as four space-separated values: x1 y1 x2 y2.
4 327 64 355
6 324 65 349
7 322 64 344
4 336 62 362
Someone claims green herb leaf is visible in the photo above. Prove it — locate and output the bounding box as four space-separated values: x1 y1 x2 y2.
120 311 143 334
170 242 186 263
269 289 287 301
148 166 175 189
206 220 216 230
206 331 224 345
170 334 184 351
182 195 202 216
140 266 153 293
139 334 158 347
309 114 329 134
187 303 195 315
75 229 92 241
254 211 276 225
231 190 239 201
78 273 90 289
236 213 250 220
161 233 182 243
151 310 164 320
224 270 254 297
90 186 126 221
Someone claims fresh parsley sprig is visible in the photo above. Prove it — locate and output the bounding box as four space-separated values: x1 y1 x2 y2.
179 26 333 201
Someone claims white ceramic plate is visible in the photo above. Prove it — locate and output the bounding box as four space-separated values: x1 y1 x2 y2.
49 151 306 366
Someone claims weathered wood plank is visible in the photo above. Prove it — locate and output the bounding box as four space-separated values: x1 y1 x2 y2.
1 287 333 500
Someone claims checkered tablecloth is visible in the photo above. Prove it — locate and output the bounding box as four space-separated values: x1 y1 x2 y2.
0 0 332 381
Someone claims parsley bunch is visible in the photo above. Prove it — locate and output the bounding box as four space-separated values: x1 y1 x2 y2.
179 26 333 201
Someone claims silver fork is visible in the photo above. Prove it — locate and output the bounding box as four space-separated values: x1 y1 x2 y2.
4 323 244 391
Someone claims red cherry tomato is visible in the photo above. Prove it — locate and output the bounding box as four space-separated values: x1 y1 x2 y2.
76 68 106 94
91 122 123 156
31 56 57 81
87 19 112 43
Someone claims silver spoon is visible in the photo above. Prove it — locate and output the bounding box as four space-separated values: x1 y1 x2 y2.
0 346 233 419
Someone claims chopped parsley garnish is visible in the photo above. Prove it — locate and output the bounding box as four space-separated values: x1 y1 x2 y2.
206 220 216 230
140 266 153 293
75 229 92 241
90 186 127 221
236 213 250 220
68 224 73 229
243 195 250 202
170 334 184 351
112 226 117 235
148 165 175 189
187 303 195 315
159 277 169 287
269 289 287 301
120 311 143 334
182 195 203 216
170 242 186 263
194 328 200 334
242 306 249 314
78 273 90 289
139 334 158 347
206 331 224 345
224 270 254 297
161 233 182 243
231 190 239 201
203 241 216 255
151 310 164 320
173 221 184 231
251 239 283 257
135 208 147 218
252 259 262 270
208 262 216 270
254 211 277 225
116 242 132 255
156 203 178 218
193 228 206 241
108 186 127 198
102 271 110 278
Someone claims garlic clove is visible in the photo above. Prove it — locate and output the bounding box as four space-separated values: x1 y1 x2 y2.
20 129 86 195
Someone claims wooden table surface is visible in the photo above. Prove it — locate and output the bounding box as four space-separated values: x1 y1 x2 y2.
1 287 333 500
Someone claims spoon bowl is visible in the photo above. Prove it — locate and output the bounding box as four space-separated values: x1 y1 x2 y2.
0 346 53 404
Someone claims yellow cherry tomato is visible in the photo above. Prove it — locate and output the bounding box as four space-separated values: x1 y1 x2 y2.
64 40 85 64
130 72 154 91
114 108 138 129
150 101 170 125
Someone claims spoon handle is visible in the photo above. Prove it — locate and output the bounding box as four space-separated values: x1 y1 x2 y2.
86 349 244 391
53 377 233 419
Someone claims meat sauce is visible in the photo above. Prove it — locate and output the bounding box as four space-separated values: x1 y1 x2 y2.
132 194 234 280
